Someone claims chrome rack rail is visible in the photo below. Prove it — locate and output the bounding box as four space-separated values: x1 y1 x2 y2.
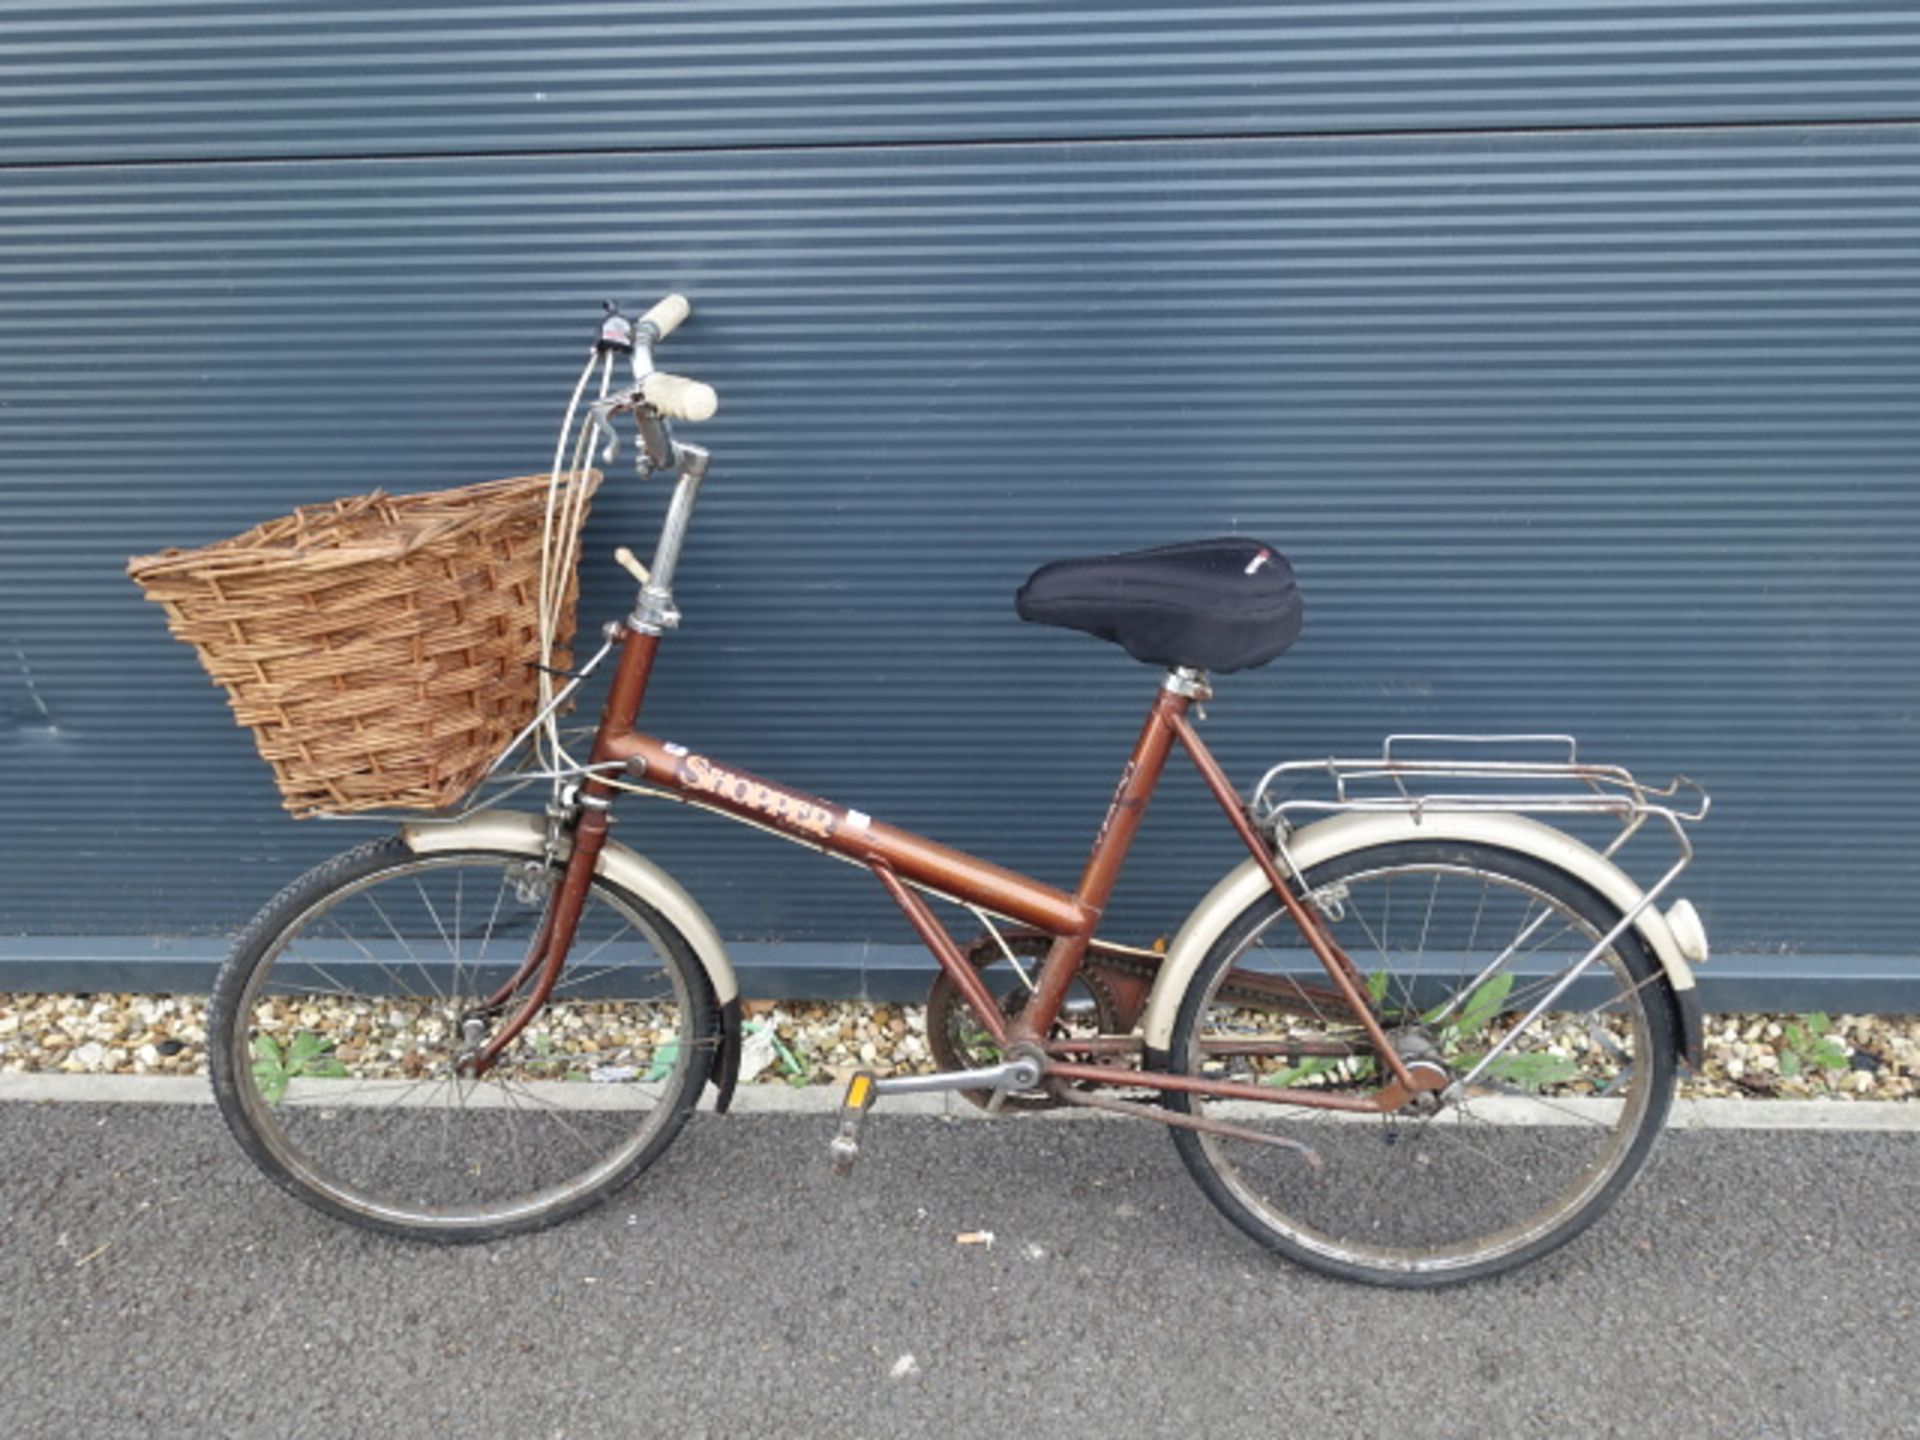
1251 733 1709 837
1248 735 1711 1092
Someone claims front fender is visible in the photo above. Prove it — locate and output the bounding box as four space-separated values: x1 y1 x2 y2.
1137 810 1704 1065
399 809 744 1108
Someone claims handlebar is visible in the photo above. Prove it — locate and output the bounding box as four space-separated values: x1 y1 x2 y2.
579 294 718 478
565 295 716 632
620 292 715 422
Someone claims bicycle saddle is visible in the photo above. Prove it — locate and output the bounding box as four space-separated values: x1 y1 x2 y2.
1014 538 1304 674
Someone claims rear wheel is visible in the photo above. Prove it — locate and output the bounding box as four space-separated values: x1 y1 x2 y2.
1167 840 1676 1287
209 837 714 1242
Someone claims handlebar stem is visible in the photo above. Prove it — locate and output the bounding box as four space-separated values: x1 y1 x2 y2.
634 408 676 474
629 442 710 634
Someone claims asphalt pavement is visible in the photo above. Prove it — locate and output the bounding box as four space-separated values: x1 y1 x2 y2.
1 1098 1914 1438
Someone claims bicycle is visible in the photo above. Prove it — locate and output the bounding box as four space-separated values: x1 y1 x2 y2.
207 296 1712 1287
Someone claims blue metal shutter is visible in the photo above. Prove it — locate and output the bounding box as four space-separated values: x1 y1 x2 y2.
2 5 1916 1005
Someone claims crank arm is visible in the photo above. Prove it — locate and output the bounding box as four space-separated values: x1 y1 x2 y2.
829 1057 1044 1176
1049 1085 1324 1169
872 1057 1041 1099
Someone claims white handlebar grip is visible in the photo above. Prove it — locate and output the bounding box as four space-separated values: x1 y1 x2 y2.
640 293 691 340
641 370 718 422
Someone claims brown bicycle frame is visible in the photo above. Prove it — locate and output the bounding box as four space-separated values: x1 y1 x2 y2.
475 622 1429 1113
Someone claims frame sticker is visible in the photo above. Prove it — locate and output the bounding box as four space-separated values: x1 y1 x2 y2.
673 752 838 839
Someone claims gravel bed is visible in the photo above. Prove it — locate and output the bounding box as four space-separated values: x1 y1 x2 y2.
1 992 1914 1101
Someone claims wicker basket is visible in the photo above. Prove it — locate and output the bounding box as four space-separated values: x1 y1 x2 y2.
127 471 602 817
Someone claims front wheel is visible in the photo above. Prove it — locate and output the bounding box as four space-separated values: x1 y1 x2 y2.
1166 840 1677 1287
208 837 715 1242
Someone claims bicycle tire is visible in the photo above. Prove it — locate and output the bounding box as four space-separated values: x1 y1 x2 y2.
1165 839 1677 1287
208 836 715 1243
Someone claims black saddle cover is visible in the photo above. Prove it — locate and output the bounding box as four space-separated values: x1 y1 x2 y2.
1014 538 1304 674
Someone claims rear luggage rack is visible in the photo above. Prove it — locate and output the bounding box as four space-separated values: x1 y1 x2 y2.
1252 733 1709 836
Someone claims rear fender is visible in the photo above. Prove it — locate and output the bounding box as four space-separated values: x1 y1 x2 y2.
1138 810 1704 1066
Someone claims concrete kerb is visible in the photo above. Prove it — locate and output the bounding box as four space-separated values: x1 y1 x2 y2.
1 1072 1915 1130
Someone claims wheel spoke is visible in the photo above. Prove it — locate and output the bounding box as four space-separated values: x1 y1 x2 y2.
362 891 445 1002
316 913 432 1005
495 1075 606 1159
1341 899 1415 1026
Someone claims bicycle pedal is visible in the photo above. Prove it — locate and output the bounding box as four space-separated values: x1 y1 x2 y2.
828 1071 878 1178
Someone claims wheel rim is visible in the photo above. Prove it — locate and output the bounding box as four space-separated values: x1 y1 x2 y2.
1182 854 1667 1276
225 853 701 1230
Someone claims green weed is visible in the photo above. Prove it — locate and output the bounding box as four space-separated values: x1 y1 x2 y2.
252 1032 349 1106
1777 1013 1848 1078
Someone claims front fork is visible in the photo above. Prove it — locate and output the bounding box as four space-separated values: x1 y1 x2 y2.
459 797 612 1076
459 624 665 1076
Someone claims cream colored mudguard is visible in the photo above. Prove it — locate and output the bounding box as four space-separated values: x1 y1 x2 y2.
1138 810 1698 1052
399 809 738 1005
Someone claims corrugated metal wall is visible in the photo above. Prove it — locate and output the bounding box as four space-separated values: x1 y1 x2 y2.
3 3 1917 1004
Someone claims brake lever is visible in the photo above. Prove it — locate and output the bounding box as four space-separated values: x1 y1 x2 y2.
587 384 674 476
587 387 647 464
585 402 621 464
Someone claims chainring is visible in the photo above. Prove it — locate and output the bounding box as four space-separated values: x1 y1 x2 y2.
925 934 1123 1111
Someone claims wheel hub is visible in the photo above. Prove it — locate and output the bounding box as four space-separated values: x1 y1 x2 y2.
1387 1027 1452 1115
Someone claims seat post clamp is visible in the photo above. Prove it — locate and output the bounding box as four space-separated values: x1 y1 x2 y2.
1163 666 1213 701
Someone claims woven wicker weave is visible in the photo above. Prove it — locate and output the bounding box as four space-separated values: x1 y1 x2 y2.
127 471 601 817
